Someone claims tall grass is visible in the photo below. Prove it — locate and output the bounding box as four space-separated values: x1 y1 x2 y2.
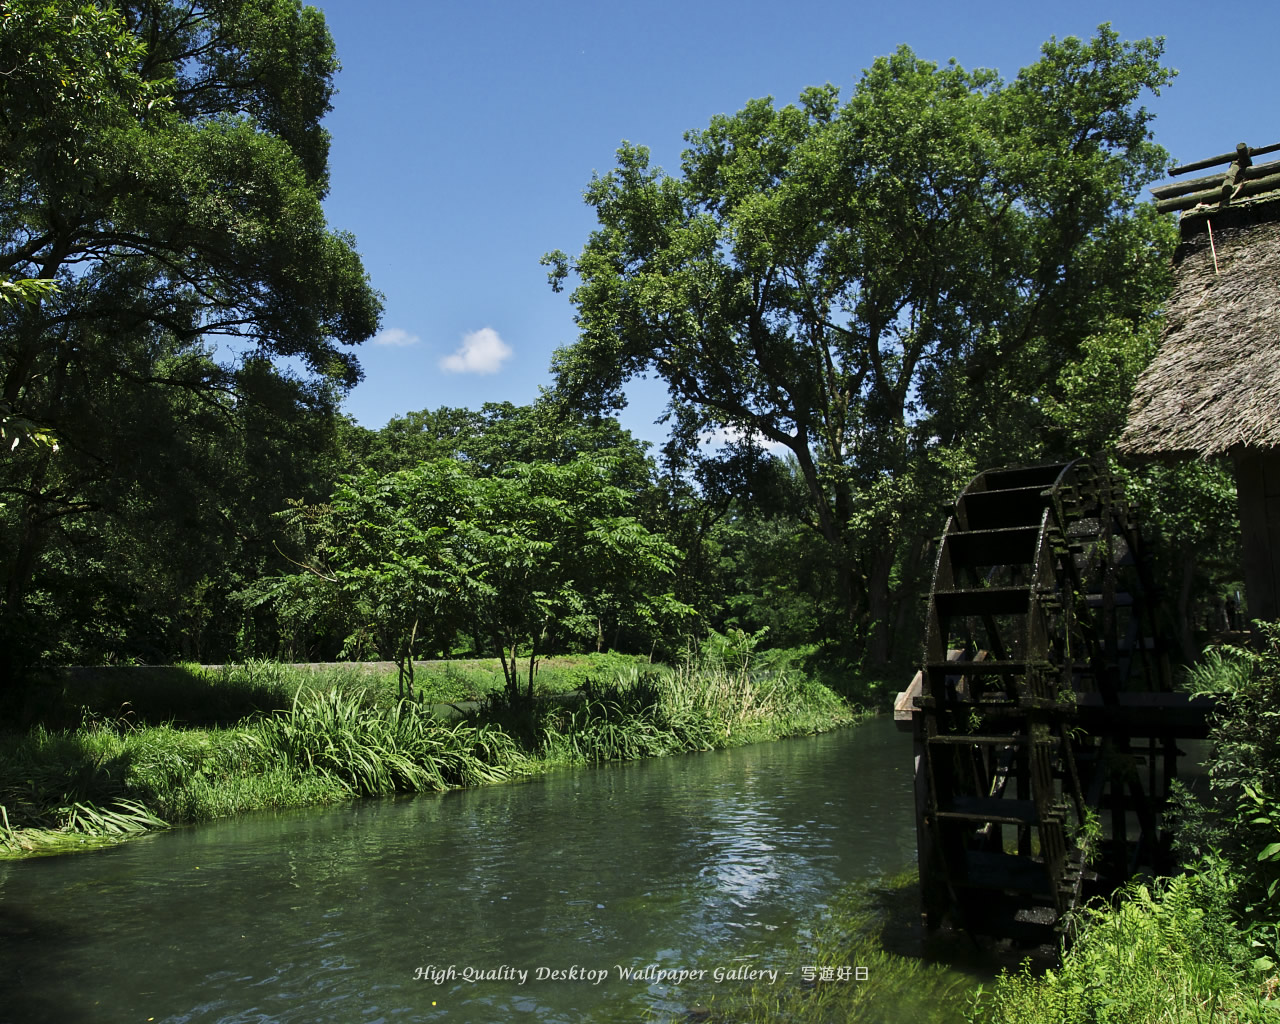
256 687 530 794
533 661 861 766
2 656 859 858
0 688 534 856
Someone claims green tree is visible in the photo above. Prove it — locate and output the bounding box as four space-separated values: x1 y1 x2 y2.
0 276 58 454
0 0 381 676
1045 318 1240 661
270 456 691 704
266 462 477 698
340 399 656 490
544 27 1176 663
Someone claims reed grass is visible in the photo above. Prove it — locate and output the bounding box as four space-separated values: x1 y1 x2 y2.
1 656 859 859
256 686 530 794
532 661 860 766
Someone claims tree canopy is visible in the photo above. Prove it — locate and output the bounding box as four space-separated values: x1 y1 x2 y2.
0 0 381 677
266 456 690 703
544 26 1178 662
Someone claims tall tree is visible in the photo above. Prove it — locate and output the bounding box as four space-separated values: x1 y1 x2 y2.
544 27 1177 662
0 1 381 675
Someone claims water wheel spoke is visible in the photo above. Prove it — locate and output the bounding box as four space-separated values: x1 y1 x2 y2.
906 455 1206 944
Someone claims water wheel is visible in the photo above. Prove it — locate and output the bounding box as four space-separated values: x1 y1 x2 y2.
903 457 1203 939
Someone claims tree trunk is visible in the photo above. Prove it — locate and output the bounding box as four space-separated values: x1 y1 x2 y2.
867 540 895 666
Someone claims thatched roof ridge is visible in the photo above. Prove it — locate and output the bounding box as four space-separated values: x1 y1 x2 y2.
1119 197 1280 459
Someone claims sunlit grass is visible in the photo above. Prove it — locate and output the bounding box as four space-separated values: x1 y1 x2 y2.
964 870 1280 1024
29 652 660 730
529 661 863 766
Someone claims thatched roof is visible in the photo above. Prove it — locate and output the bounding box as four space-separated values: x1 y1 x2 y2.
1119 195 1280 459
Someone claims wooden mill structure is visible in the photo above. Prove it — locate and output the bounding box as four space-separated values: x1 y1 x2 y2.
892 140 1280 940
1122 141 1280 623
895 457 1211 939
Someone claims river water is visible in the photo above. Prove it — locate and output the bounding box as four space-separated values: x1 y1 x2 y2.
0 718 928 1023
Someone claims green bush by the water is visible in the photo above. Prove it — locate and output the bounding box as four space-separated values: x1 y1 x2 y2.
965 867 1278 1023
0 656 860 858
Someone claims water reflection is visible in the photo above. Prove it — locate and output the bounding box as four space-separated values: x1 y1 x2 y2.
0 719 917 1023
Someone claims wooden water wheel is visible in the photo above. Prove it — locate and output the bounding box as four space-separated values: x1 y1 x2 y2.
897 457 1211 939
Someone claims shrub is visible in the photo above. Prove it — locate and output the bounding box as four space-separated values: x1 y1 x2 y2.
1173 621 1280 926
966 867 1274 1023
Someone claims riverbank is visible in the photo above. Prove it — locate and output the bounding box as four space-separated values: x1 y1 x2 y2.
0 656 867 859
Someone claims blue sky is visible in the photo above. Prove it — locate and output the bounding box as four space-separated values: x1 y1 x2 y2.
312 0 1277 449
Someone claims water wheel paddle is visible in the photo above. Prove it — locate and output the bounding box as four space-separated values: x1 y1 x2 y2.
901 457 1208 940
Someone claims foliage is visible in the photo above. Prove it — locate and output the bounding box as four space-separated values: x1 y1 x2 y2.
683 625 773 674
965 868 1276 1023
263 456 693 704
1045 316 1241 661
0 0 381 679
0 658 857 859
545 26 1177 663
0 277 59 455
1172 623 1280 926
528 658 859 765
257 687 527 794
340 399 655 486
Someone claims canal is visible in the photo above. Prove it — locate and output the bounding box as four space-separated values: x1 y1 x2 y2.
0 718 951 1023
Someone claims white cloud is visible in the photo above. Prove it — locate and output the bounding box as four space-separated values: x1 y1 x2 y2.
373 327 420 347
439 327 513 374
700 424 792 457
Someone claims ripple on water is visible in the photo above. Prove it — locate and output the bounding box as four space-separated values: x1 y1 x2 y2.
0 719 919 1023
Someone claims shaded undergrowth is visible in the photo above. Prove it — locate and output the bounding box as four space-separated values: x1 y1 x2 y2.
14 652 656 732
1 658 862 858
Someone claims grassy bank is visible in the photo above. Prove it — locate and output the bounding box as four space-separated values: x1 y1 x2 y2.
14 651 656 729
0 655 864 859
682 867 1280 1024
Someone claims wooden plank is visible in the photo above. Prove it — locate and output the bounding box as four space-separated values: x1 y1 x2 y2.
1151 157 1280 198
936 795 1039 825
894 669 924 724
895 648 961 724
1157 170 1280 213
1168 141 1280 177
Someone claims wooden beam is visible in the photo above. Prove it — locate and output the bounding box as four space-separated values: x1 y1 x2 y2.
1155 170 1280 213
1169 141 1280 177
1151 158 1280 200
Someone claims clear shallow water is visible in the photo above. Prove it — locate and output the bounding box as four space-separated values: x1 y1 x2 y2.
0 718 918 1023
